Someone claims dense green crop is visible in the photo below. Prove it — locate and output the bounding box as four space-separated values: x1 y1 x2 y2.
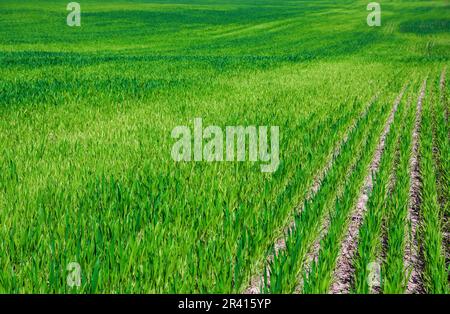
382 76 418 293
352 79 412 294
418 72 448 293
0 0 448 293
302 83 412 294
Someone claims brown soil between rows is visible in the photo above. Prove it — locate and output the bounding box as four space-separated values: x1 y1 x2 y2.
329 85 407 294
405 78 427 294
244 94 379 294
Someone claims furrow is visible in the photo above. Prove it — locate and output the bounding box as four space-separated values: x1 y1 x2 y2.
417 70 449 293
267 87 389 293
244 95 377 294
438 67 449 270
329 85 406 294
405 78 427 294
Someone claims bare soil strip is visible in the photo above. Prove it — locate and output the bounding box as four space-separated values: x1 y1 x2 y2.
440 67 446 91
298 128 372 293
376 93 414 293
296 96 381 293
405 79 427 294
244 94 378 294
328 85 407 294
441 67 448 124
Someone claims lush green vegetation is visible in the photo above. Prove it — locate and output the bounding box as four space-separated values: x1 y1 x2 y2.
0 0 448 293
352 78 412 294
268 90 391 293
418 72 448 294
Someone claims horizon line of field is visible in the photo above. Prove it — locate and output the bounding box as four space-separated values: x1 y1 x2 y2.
244 67 448 294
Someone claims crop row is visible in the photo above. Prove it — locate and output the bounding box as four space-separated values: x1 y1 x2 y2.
382 77 419 293
419 70 448 293
352 78 414 294
352 69 449 294
1 62 404 293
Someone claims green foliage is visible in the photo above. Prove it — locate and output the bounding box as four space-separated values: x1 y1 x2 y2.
0 0 448 293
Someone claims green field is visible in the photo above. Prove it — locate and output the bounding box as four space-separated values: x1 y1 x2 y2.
0 0 448 293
